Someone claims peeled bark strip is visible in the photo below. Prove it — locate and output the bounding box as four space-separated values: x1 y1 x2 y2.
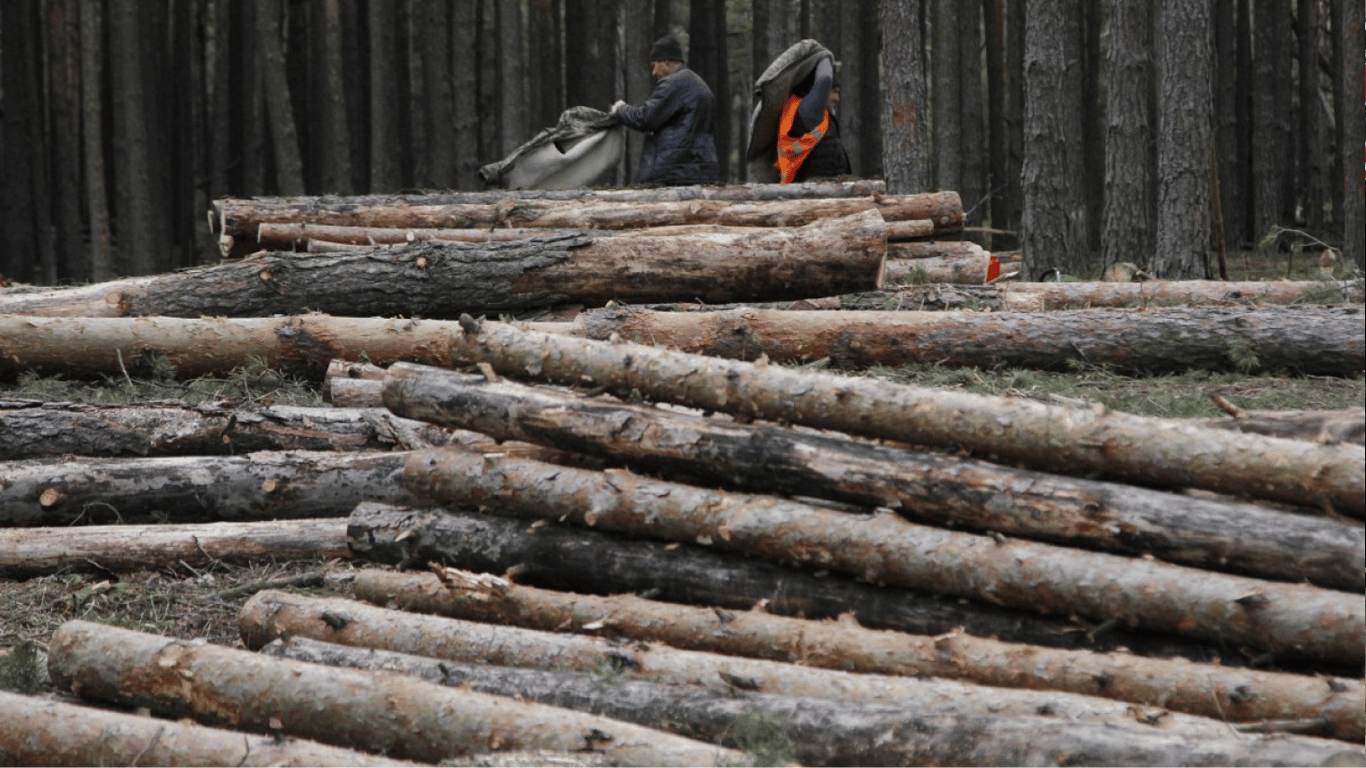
353 569 1364 743
445 318 1365 516
381 365 1364 591
48 620 743 767
262 637 1353 767
0 519 348 578
0 400 452 459
560 304 1365 376
347 503 1233 660
401 447 1364 665
0 690 415 767
0 450 411 526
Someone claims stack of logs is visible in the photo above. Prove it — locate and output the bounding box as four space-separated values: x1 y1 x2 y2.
2 315 1364 766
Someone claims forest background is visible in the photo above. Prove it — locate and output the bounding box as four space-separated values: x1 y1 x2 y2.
1 0 1362 288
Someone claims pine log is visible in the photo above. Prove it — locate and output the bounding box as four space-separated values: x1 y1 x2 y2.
346 503 1234 661
262 637 1354 767
353 568 1364 743
401 447 1364 665
47 620 743 767
0 519 348 578
0 212 886 318
560 304 1365 376
381 364 1364 591
445 317 1366 515
0 400 454 459
0 450 412 526
0 690 416 767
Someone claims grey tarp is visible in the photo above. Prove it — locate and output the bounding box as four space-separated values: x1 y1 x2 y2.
745 40 834 183
479 106 625 189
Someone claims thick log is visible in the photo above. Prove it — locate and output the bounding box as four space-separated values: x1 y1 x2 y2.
0 519 348 578
354 568 1365 743
561 304 1365 376
0 400 454 459
1 213 886 318
47 620 743 767
0 690 415 767
262 637 1354 767
0 450 411 526
381 365 1364 591
445 318 1366 515
347 503 1233 660
401 447 1365 665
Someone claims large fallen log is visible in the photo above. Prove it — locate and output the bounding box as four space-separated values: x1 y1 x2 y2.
402 447 1365 665
444 318 1366 515
381 364 1364 591
0 690 415 767
0 450 411 526
353 568 1364 743
261 636 1353 767
47 620 743 767
1 212 886 318
0 519 348 578
558 304 1365 375
347 503 1232 660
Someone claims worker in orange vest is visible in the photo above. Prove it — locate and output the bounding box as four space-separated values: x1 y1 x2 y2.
775 56 850 184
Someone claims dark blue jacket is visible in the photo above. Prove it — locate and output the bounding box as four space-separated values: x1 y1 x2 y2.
614 67 719 186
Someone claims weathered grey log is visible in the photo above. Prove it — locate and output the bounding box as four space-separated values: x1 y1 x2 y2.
262 637 1356 767
381 365 1365 591
0 519 348 578
402 447 1365 665
347 503 1234 660
560 304 1365 376
48 620 744 767
353 568 1365 743
445 318 1366 516
0 690 416 767
0 400 454 459
0 451 411 526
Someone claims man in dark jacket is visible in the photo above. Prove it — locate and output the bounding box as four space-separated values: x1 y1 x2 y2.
610 36 719 186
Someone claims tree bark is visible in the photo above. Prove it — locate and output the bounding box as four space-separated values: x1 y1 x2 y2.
554 304 1365 376
0 519 348 578
441 318 1366 515
0 450 411 526
2 213 887 318
0 690 412 767
262 636 1354 767
401 447 1365 666
381 364 1364 591
47 620 743 767
353 568 1364 742
346 502 1234 660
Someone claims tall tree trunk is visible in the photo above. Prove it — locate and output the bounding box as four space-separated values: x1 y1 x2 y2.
1153 0 1214 279
1342 0 1365 269
256 0 305 195
1102 0 1153 273
79 0 113 282
879 0 930 193
1252 0 1291 237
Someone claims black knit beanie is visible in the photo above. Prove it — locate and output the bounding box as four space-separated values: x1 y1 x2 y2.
649 36 683 62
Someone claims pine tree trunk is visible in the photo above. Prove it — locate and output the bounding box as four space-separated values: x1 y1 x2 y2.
380 364 1364 590
47 620 743 767
441 318 1366 514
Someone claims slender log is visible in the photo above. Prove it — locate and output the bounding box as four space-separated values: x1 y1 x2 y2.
381 365 1365 591
0 690 416 767
0 519 348 578
560 304 1365 376
47 620 743 767
401 447 1365 665
1 212 886 318
353 568 1365 743
0 450 412 526
444 318 1366 515
0 400 454 459
347 503 1234 660
262 637 1355 767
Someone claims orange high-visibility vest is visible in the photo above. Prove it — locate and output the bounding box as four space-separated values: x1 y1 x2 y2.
774 94 829 184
